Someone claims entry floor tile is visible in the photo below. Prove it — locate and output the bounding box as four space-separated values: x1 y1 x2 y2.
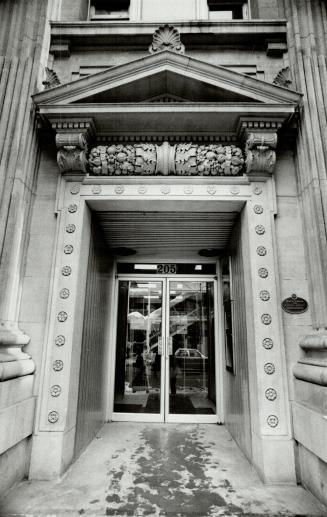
1 423 326 517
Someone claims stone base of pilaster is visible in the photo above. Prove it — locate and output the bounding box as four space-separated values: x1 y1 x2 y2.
252 433 297 484
29 426 76 480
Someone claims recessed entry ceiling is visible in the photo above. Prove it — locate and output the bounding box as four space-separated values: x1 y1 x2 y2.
94 211 239 260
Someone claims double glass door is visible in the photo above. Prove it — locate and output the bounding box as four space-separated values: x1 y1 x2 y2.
113 277 218 422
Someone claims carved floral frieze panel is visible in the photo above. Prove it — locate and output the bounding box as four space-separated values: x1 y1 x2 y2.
89 142 244 176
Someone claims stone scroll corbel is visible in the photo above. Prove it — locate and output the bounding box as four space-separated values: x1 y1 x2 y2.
53 120 95 174
238 120 282 175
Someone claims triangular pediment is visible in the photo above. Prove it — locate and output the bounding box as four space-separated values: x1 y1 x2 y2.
33 51 301 107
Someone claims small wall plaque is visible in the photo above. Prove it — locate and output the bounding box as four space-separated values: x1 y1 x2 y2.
282 294 308 314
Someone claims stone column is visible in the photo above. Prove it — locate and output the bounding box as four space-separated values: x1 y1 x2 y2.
238 120 296 483
30 120 95 479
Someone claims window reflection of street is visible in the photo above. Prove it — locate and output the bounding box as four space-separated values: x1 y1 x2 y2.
114 279 216 416
169 281 216 415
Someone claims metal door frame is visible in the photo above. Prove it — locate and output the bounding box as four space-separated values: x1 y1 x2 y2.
109 273 223 424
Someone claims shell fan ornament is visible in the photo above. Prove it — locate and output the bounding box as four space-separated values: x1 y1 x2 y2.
149 25 185 54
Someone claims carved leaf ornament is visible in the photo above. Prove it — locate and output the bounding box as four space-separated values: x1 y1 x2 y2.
89 143 244 176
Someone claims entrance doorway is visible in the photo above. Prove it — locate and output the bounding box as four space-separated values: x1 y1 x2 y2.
112 268 219 423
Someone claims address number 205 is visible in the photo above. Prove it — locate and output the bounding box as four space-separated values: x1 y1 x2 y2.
157 264 177 274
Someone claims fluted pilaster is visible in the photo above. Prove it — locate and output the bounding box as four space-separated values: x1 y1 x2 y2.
284 0 327 331
0 0 61 379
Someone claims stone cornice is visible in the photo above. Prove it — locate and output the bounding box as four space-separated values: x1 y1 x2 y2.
50 20 288 55
37 104 298 140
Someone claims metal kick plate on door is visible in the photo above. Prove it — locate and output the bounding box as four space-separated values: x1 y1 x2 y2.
158 337 163 355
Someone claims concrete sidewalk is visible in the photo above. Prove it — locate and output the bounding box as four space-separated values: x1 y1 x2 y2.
0 423 326 516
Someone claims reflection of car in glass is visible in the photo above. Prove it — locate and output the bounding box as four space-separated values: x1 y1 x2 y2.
125 352 137 366
174 348 208 375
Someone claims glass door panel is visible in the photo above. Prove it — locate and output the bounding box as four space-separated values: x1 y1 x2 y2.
113 280 163 416
167 281 216 417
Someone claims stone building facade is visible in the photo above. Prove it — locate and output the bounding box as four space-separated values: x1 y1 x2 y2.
0 0 327 507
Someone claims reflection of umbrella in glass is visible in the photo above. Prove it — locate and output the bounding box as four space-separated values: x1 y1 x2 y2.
128 311 146 330
127 311 144 321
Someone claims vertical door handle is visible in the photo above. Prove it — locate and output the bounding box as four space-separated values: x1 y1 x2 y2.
158 337 163 355
167 337 173 355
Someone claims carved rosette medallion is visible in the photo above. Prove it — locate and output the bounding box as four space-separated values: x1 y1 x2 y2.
70 184 80 195
115 185 125 195
50 385 62 397
184 186 194 195
258 268 268 278
64 245 73 255
138 186 147 195
261 314 272 325
60 288 70 299
61 266 72 276
55 335 65 347
66 224 76 234
265 388 277 401
149 25 185 54
92 185 102 195
257 246 267 256
53 359 64 372
262 338 273 349
267 415 279 428
48 411 59 424
68 204 78 213
207 185 217 195
253 186 263 195
260 290 270 301
264 363 275 375
253 205 264 214
89 143 244 176
57 311 68 323
161 185 171 195
230 186 240 195
255 225 265 235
